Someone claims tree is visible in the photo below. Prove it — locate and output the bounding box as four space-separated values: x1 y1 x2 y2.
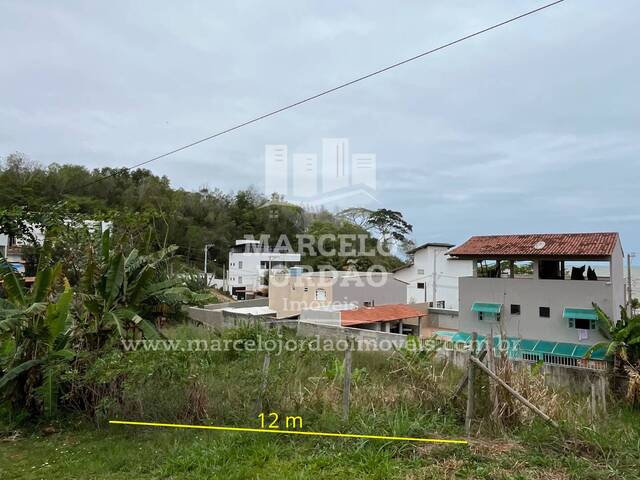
364 208 413 250
337 207 372 228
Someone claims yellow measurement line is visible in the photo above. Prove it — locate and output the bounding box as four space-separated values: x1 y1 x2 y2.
109 420 468 444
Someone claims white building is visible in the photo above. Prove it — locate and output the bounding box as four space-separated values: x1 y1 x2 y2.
393 242 473 310
227 239 301 297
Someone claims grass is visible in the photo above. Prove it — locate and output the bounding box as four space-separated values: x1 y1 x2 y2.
3 420 639 479
2 324 640 479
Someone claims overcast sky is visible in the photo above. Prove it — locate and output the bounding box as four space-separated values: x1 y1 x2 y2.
1 1 639 256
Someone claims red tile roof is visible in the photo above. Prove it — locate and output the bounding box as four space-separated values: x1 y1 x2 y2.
341 304 425 326
448 232 619 258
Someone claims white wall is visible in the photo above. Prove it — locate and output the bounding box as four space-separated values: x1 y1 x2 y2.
228 251 301 292
394 246 472 310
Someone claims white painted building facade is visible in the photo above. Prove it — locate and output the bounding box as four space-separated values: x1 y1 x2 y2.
393 242 473 311
227 239 301 295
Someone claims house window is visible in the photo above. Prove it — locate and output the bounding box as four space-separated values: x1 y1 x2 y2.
568 318 597 330
478 312 500 322
417 269 425 275
539 307 550 318
511 304 521 315
238 276 242 284
260 261 269 269
417 282 425 289
315 288 327 301
238 261 243 269
436 301 445 309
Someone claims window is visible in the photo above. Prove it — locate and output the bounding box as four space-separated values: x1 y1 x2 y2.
238 276 242 284
436 300 445 309
417 282 425 289
315 288 327 301
568 318 597 330
539 307 550 318
417 269 425 275
511 304 521 315
260 261 269 269
238 261 243 269
478 311 500 322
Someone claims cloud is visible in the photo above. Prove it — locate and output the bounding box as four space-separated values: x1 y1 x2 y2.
1 0 639 252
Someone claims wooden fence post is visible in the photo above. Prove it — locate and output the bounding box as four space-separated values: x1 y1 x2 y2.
487 331 500 419
256 353 271 414
600 374 607 415
343 339 353 420
465 332 478 435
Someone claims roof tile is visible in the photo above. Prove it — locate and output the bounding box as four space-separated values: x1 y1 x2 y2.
448 232 619 258
341 304 425 326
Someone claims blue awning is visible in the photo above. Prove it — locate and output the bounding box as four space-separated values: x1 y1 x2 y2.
563 308 597 321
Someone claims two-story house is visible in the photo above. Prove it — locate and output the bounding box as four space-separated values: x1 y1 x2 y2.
445 232 624 366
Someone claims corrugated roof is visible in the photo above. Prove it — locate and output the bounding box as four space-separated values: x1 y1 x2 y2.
341 304 425 326
448 232 619 258
406 242 454 255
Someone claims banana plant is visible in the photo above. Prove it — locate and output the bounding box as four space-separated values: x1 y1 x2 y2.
586 303 640 364
75 230 212 349
0 257 74 416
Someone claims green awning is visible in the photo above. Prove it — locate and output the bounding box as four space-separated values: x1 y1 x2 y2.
471 303 502 314
563 308 597 321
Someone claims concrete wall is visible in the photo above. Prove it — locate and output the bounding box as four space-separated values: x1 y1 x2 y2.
296 320 408 349
458 276 612 344
268 274 335 318
427 308 460 330
188 298 271 330
204 298 269 310
332 274 406 308
299 309 341 326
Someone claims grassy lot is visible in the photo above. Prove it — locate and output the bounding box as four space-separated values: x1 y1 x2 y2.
2 324 640 479
2 416 639 480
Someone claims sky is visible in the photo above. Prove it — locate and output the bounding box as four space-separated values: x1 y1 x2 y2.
1 1 639 258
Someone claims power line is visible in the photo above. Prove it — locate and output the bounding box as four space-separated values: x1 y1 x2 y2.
77 0 566 191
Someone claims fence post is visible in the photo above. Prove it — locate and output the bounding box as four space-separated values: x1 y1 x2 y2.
600 374 607 415
256 353 271 414
487 330 500 419
465 332 478 435
343 338 353 421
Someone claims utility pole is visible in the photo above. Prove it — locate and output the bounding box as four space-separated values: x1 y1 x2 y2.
432 251 437 307
204 243 214 287
628 253 635 317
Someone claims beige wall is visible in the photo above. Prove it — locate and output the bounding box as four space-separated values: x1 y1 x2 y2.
268 274 335 318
